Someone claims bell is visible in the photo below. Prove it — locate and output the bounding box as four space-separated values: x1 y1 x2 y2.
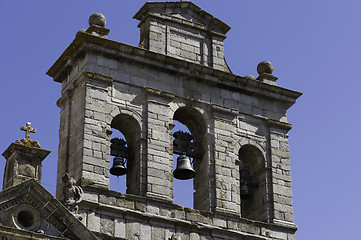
240 184 250 199
110 157 128 176
173 155 195 180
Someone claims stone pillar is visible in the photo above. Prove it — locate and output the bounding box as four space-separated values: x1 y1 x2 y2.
268 119 295 224
2 141 50 189
145 88 174 201
212 106 240 214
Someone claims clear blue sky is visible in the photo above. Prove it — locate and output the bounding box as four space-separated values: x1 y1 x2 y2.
1 1 361 239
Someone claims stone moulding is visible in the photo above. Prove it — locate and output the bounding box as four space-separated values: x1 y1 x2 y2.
47 31 302 110
83 71 114 84
0 225 68 240
136 12 228 39
2 142 50 160
133 1 231 35
267 119 293 131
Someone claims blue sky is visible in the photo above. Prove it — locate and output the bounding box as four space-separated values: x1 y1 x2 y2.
1 1 361 239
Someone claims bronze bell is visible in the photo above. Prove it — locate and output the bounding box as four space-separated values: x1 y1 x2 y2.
173 154 195 180
240 169 252 199
240 184 250 199
110 157 128 176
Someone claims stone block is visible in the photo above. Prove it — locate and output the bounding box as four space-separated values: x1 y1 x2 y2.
151 225 165 239
126 220 141 239
97 55 118 69
239 222 260 235
135 202 146 212
87 211 100 232
83 163 94 172
82 171 107 185
273 184 292 197
271 149 290 158
213 218 227 228
269 230 288 239
140 224 152 240
114 218 126 239
227 220 239 230
83 156 108 168
146 205 160 214
171 208 185 219
99 194 116 205
116 198 135 209
185 210 211 224
151 184 171 197
148 176 170 187
159 208 171 217
82 192 99 203
100 216 114 235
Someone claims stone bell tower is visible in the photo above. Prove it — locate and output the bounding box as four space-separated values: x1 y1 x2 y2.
47 1 301 239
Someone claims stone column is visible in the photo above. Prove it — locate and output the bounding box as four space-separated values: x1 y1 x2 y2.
268 119 295 225
145 88 174 201
212 105 239 214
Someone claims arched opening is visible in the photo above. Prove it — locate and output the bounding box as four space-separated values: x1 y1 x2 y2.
239 145 267 221
109 130 127 193
172 120 193 208
173 107 209 210
110 114 141 195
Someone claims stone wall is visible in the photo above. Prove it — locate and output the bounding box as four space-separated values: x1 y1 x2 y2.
135 1 231 73
78 187 297 240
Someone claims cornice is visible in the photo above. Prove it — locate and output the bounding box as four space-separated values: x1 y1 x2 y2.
47 31 302 109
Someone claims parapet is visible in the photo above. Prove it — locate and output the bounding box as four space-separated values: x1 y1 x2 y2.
134 1 231 72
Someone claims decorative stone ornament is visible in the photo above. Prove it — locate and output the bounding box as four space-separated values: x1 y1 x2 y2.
11 204 41 231
85 13 109 38
256 60 278 85
62 173 83 213
2 123 50 189
89 13 106 27
16 122 41 148
244 75 256 80
257 61 273 75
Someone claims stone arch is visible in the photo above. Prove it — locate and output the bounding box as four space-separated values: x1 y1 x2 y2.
235 138 266 157
172 105 210 211
110 112 142 195
238 144 268 221
108 107 142 130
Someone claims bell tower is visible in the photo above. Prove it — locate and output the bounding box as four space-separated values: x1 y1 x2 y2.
47 1 301 239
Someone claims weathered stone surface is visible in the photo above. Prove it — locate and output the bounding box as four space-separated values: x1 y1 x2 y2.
2 141 50 189
100 216 114 235
43 1 301 240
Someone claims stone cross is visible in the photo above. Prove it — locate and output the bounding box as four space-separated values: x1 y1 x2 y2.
20 122 36 140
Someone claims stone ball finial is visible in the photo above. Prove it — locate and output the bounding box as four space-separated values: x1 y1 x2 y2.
244 75 256 80
89 13 106 27
257 61 273 75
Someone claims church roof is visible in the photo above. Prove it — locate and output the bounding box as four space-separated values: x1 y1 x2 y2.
0 179 99 240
